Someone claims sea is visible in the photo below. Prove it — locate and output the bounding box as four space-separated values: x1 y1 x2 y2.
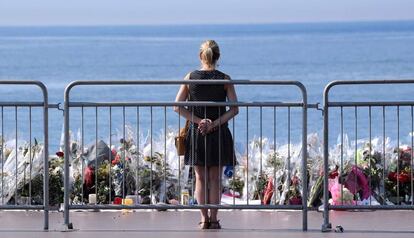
1 21 414 152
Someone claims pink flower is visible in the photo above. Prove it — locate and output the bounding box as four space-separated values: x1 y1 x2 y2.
344 166 371 200
112 154 121 165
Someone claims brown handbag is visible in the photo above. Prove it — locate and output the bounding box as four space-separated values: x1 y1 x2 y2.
175 120 190 156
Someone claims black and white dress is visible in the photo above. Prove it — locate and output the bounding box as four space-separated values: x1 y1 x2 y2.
184 70 235 167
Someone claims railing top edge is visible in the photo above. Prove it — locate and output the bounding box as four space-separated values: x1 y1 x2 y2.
0 79 47 92
66 79 304 85
0 80 45 85
328 101 414 107
324 79 414 106
64 79 308 106
324 79 414 93
0 102 59 106
0 80 48 110
326 79 414 88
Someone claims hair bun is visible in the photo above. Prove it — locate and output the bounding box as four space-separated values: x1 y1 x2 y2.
200 40 220 67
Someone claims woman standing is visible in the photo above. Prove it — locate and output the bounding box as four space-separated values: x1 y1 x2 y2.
174 40 239 229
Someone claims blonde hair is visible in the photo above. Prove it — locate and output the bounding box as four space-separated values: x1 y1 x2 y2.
199 40 220 67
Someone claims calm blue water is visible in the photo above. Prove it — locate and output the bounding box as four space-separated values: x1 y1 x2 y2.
1 21 414 151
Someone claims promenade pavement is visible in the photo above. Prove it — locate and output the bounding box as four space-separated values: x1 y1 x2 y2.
1 209 413 238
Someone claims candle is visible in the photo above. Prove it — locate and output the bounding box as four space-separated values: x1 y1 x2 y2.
125 195 138 205
122 198 134 206
88 194 97 204
122 198 134 213
181 189 189 205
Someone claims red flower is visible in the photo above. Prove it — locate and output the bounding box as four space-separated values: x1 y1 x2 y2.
111 149 117 157
289 197 302 205
56 151 64 157
84 166 95 188
262 178 274 205
328 170 339 179
388 171 411 183
113 197 122 205
388 172 396 181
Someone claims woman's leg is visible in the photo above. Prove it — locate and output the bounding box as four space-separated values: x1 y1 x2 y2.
208 166 223 222
194 166 209 222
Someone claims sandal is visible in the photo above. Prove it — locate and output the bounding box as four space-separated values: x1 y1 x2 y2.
198 221 210 230
209 220 221 229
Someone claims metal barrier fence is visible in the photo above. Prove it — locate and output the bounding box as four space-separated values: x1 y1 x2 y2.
0 81 49 230
63 80 309 231
4 79 414 232
322 80 414 232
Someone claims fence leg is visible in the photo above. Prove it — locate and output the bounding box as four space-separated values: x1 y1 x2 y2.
302 94 308 231
322 99 331 232
63 93 74 230
43 90 49 231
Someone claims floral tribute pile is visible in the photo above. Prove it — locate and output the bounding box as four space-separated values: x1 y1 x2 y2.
308 136 414 207
67 127 179 206
1 128 414 208
0 137 64 206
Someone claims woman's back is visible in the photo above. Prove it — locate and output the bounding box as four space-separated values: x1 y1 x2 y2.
188 69 228 121
174 40 238 229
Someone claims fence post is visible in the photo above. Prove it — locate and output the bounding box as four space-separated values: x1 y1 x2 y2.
322 83 332 232
296 82 308 231
38 82 50 231
0 81 49 230
63 83 74 230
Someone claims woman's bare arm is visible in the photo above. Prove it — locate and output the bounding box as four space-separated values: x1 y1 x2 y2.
211 77 239 129
173 73 203 124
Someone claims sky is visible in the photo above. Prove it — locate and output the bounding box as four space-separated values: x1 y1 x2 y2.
0 0 414 26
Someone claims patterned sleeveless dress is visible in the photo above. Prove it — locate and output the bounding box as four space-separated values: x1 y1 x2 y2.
184 69 235 167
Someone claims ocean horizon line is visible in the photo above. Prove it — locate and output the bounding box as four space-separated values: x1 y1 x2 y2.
0 19 414 28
